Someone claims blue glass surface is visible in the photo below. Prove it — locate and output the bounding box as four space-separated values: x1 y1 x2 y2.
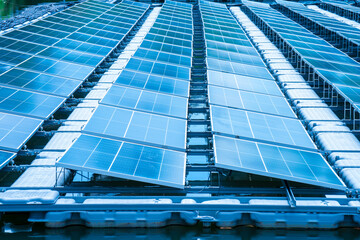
214 135 346 190
207 70 280 96
0 112 42 151
115 70 189 98
0 69 82 97
211 105 316 150
0 86 65 119
208 85 296 118
57 134 185 188
126 58 190 81
18 56 94 81
101 85 188 118
84 105 187 150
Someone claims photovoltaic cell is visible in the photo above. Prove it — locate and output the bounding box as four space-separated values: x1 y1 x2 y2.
101 85 188 118
57 134 186 188
83 105 186 151
0 112 42 151
126 58 190 81
18 56 94 81
207 70 280 96
207 58 273 80
0 69 82 97
208 85 296 118
0 86 65 119
211 105 316 150
115 70 189 98
214 135 346 190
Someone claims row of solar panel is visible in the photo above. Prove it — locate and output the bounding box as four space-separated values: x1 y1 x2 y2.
201 0 345 190
200 0 313 149
84 0 193 150
246 1 360 114
278 0 360 45
57 0 193 189
326 0 360 14
0 0 148 170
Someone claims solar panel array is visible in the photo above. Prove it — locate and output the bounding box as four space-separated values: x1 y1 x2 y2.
322 0 360 14
0 0 148 170
57 0 192 189
244 1 360 117
278 0 360 48
200 0 345 190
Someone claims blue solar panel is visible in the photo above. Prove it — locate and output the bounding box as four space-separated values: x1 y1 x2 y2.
18 56 94 81
101 85 188 118
206 48 265 67
0 112 42 151
126 58 190 81
207 58 273 80
0 49 32 65
0 150 16 170
207 70 281 96
57 134 186 188
211 105 316 150
115 70 189 98
83 105 187 151
134 48 192 68
38 47 104 67
0 86 65 119
208 85 296 118
214 135 346 190
0 69 82 97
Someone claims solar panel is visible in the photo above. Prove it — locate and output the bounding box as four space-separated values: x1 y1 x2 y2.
101 85 188 118
140 40 192 57
152 23 193 35
211 105 316 150
208 85 296 118
0 49 32 65
149 28 192 41
206 40 259 56
57 134 186 188
213 135 346 190
126 58 190 81
66 32 118 48
205 33 252 47
114 70 189 98
145 33 192 48
20 25 69 39
18 56 94 81
0 36 47 54
43 15 86 28
33 20 78 33
38 47 104 67
0 150 16 170
77 27 125 41
0 69 82 97
0 86 65 119
207 58 273 80
245 1 360 116
83 105 187 151
54 39 112 56
207 70 281 96
0 112 42 151
134 48 192 68
206 48 265 67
